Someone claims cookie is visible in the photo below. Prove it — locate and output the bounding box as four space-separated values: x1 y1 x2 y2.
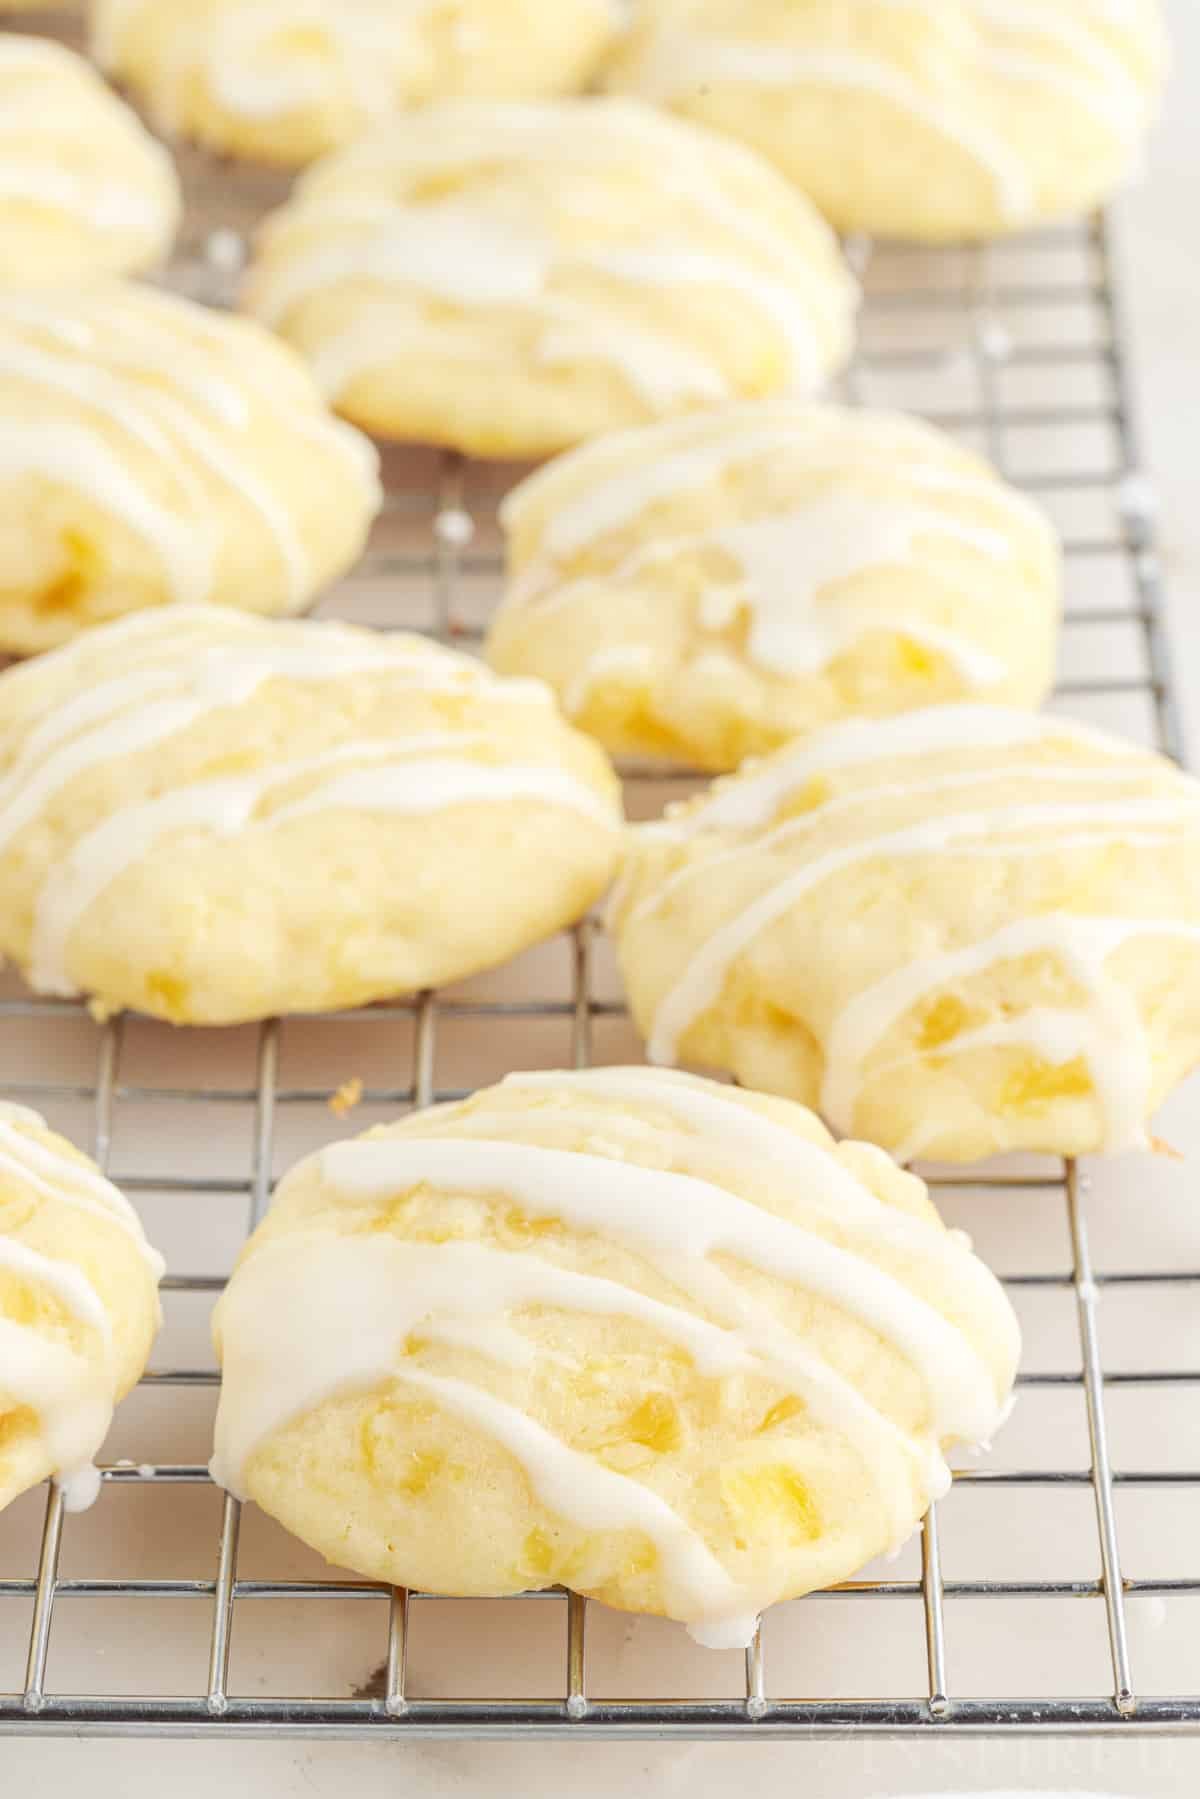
0 281 381 653
488 402 1060 770
0 607 623 1025
0 35 179 282
606 0 1168 241
240 99 857 458
0 1101 162 1514
92 0 621 167
212 1066 1019 1641
612 707 1200 1163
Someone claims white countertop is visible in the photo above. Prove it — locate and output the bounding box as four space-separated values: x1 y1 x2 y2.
4 2 1200 1793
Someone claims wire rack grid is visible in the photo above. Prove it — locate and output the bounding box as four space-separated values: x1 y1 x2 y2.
1 22 1199 1740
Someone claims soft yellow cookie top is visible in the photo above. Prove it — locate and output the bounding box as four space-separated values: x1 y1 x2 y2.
0 35 180 283
488 402 1060 771
241 98 857 458
607 0 1168 240
0 281 381 654
612 707 1200 1164
0 607 623 1025
92 0 621 167
211 1066 1019 1640
0 1101 162 1515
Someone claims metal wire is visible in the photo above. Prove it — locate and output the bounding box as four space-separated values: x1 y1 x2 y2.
0 36 1196 1732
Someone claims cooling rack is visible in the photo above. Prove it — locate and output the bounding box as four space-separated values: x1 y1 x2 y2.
1 9 1199 1742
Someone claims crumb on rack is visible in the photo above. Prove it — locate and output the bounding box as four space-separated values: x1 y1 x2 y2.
1151 1134 1184 1162
329 1077 364 1118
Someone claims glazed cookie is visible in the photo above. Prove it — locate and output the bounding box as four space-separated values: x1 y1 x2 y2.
1 1101 162 1514
241 99 857 458
0 36 179 283
0 281 381 654
612 708 1200 1164
92 0 622 167
488 403 1060 771
607 0 1168 241
0 607 623 1025
211 1067 1019 1641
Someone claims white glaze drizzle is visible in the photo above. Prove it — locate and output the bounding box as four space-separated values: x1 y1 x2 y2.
0 36 178 256
663 708 1120 837
0 1314 111 1512
644 794 1200 1067
97 0 614 127
622 761 1181 929
250 204 819 396
314 1138 1005 1447
0 620 543 861
29 742 614 997
620 38 1034 220
0 1105 161 1508
0 1237 112 1343
820 916 1200 1153
212 1107 1016 1637
619 0 1163 216
248 100 851 399
541 493 1011 685
0 1240 112 1510
207 0 431 123
212 1232 768 1640
0 287 377 605
0 1112 162 1272
0 421 213 606
0 314 303 602
535 296 730 410
504 409 1047 567
436 1094 1011 1344
2 621 613 997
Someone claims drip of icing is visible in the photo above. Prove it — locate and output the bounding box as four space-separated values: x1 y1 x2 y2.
644 796 1200 1064
0 1317 112 1511
698 497 1009 674
30 741 615 997
0 1239 118 1510
534 493 1011 687
313 1137 1005 1446
820 917 1200 1154
622 40 1033 220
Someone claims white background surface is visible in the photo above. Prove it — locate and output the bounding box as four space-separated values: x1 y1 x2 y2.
4 1 1200 1793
